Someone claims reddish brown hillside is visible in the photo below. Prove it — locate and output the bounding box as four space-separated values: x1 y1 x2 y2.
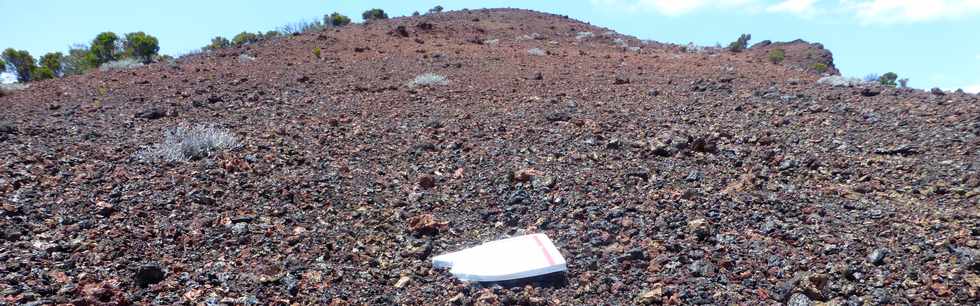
1 8 978 305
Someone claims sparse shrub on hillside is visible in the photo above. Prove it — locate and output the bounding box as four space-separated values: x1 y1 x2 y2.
429 5 444 14
817 76 866 87
62 45 97 76
327 12 351 26
527 48 547 56
2 48 37 82
123 32 160 63
313 47 321 59
878 72 898 86
207 36 231 50
31 66 55 81
898 78 909 88
99 58 143 71
408 73 448 87
812 63 828 73
39 52 64 75
362 8 388 21
280 19 324 34
137 124 240 163
232 32 260 46
90 32 121 65
768 48 785 64
727 34 751 53
412 11 421 16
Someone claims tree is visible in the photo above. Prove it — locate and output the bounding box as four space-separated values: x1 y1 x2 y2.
39 52 64 76
429 5 444 13
232 32 259 46
898 78 909 88
727 34 751 53
207 36 231 50
362 8 388 21
879 72 898 86
0 59 5 72
2 48 37 82
327 12 351 27
31 66 55 81
62 44 97 76
90 32 120 65
124 32 160 63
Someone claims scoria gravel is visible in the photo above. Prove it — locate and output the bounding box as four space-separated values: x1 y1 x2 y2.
1 8 979 305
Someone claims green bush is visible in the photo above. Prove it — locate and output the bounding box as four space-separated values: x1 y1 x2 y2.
232 32 260 46
727 33 751 53
39 52 64 75
90 32 120 65
327 12 351 26
124 32 160 63
879 72 898 86
362 8 388 21
0 59 5 71
313 47 321 59
2 48 37 82
263 31 281 39
62 45 98 76
31 66 55 81
767 48 785 64
207 36 231 50
812 63 828 73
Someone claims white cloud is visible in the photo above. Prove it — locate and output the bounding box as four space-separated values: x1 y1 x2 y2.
966 83 980 94
767 0 821 16
592 0 980 23
589 0 762 16
841 0 980 24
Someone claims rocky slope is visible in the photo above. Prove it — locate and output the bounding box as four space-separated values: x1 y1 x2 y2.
1 8 978 305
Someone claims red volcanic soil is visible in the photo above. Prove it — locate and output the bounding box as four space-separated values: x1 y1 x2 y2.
1 8 979 305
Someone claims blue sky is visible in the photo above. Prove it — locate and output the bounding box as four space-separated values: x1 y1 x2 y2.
1 0 978 92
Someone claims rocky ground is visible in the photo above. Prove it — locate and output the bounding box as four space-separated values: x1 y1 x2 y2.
1 8 979 305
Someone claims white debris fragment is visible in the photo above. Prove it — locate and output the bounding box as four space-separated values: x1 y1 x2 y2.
432 233 567 282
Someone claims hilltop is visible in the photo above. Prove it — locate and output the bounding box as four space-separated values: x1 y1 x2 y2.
1 8 978 305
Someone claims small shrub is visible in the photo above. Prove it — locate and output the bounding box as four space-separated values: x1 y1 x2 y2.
39 52 63 75
408 73 448 87
878 72 898 86
2 48 37 82
99 58 143 71
0 59 5 71
768 48 785 64
527 48 547 56
727 33 751 53
812 63 828 73
137 124 239 163
313 47 321 59
90 32 120 65
124 31 160 63
31 66 55 81
429 5 444 13
898 78 909 88
362 8 388 21
207 36 231 50
232 32 260 46
327 12 351 27
412 11 421 16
